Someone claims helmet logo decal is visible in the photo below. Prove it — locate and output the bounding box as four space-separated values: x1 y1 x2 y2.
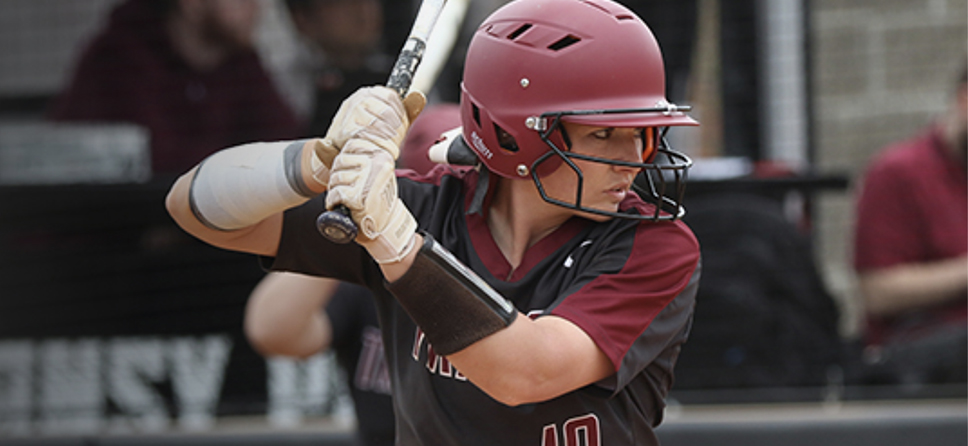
470 131 493 160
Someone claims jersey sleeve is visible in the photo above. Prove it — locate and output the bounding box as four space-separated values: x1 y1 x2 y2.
268 194 381 286
325 282 373 349
550 220 701 391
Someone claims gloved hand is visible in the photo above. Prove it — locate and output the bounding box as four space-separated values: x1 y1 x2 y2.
317 86 426 166
326 138 418 264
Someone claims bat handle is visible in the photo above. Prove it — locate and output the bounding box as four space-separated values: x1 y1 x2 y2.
316 205 358 244
316 38 427 243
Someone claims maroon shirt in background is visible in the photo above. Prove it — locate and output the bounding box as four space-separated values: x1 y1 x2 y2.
853 125 968 345
48 0 300 176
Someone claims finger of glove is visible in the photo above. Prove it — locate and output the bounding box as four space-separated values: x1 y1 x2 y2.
326 141 397 216
312 138 339 168
302 139 333 191
326 152 370 211
324 86 406 159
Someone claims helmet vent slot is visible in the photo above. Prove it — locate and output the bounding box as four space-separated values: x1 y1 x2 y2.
507 23 533 40
472 104 481 127
548 35 581 51
494 124 519 153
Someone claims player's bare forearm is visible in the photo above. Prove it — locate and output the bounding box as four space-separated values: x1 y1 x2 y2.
859 255 968 316
446 315 613 406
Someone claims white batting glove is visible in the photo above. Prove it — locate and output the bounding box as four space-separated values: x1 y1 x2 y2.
320 86 426 162
326 138 418 264
301 138 336 192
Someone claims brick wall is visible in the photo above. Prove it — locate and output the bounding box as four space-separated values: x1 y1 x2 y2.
810 0 967 336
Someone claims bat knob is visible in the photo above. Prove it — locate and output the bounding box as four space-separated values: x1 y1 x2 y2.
317 206 358 244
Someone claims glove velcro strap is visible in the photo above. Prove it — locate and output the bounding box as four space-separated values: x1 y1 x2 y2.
359 198 418 264
387 234 517 355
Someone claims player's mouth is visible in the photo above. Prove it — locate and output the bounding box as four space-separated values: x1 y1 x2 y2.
605 183 631 202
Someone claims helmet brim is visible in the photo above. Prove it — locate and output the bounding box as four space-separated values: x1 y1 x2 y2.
562 111 699 128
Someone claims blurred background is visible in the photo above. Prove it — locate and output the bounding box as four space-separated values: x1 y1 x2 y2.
0 0 965 445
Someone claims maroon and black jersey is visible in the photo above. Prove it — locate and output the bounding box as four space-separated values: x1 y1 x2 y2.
269 166 701 446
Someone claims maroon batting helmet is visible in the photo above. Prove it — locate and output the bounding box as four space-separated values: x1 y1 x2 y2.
459 0 697 220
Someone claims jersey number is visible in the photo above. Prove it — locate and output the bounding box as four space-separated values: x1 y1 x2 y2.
542 414 601 446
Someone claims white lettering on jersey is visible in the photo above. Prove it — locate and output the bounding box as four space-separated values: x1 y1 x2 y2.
411 328 466 381
541 413 601 446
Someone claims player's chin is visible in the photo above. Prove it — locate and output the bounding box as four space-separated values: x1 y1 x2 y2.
576 201 621 222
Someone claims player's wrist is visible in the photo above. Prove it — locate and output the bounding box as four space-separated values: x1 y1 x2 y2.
358 198 418 264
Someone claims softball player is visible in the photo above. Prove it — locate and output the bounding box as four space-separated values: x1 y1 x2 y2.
167 0 701 444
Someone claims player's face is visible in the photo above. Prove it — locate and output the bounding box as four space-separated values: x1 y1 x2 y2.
540 122 650 221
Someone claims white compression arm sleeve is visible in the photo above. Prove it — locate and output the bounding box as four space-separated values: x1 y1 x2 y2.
189 140 320 231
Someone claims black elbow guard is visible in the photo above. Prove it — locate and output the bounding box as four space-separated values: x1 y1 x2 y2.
387 233 517 355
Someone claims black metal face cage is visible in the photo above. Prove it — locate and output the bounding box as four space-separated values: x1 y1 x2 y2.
529 108 694 221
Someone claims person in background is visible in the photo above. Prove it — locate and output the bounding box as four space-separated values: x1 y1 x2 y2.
852 58 967 384
244 103 461 446
49 0 300 176
280 0 392 137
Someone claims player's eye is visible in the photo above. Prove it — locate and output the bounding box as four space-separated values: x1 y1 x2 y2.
592 128 613 140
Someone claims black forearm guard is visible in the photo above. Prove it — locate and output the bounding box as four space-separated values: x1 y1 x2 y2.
387 233 517 355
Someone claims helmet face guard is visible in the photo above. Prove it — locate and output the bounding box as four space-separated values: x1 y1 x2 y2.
528 108 693 221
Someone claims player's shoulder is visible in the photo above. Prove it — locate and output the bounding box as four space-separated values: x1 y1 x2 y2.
636 218 699 253
618 195 699 250
613 209 701 268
